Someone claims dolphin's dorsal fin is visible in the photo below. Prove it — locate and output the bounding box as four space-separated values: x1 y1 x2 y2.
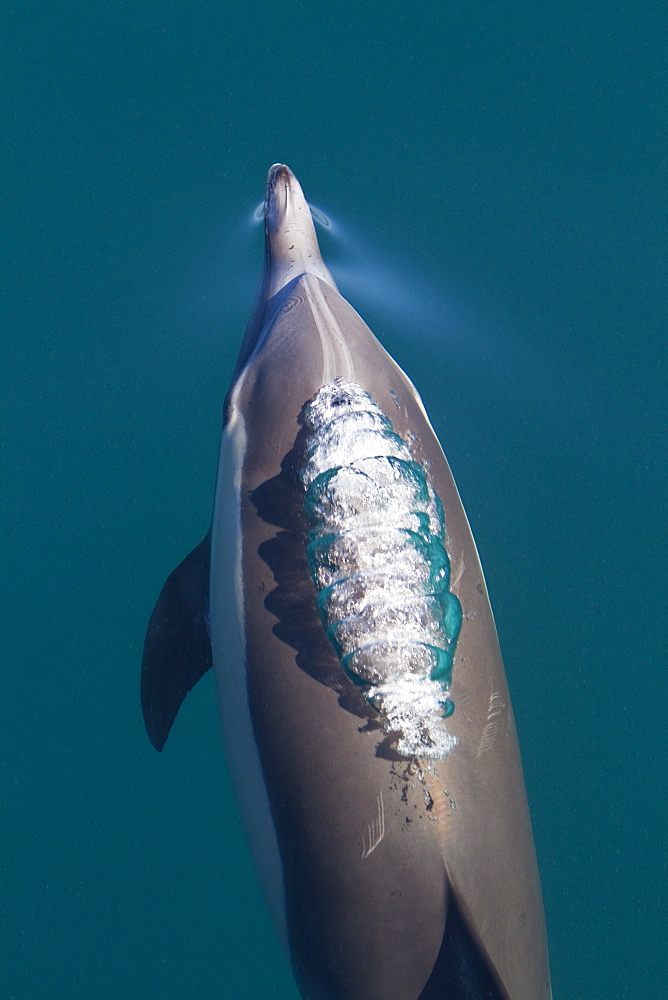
141 535 212 750
418 890 510 1000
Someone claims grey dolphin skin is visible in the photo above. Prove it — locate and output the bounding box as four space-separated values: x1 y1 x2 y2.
141 164 552 1000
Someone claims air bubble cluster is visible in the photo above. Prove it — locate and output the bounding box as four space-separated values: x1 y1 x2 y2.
300 379 461 758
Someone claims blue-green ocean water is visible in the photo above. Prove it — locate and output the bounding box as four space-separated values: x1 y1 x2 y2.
3 3 666 998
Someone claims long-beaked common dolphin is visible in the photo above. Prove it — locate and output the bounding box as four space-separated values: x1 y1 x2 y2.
141 164 552 1000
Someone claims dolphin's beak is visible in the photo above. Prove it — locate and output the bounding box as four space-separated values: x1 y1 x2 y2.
231 165 339 381
263 163 337 299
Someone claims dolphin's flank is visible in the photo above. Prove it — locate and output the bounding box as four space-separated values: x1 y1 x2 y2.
141 164 552 1000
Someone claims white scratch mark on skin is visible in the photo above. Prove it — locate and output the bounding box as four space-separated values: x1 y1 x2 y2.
477 690 504 757
360 792 385 860
450 553 465 592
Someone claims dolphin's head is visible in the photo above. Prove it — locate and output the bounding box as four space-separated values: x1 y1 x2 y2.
263 164 337 299
231 166 338 380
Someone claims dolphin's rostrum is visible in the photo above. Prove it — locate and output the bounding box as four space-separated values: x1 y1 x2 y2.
141 164 552 1000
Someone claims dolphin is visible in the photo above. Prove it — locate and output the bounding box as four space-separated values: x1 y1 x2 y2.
141 164 552 1000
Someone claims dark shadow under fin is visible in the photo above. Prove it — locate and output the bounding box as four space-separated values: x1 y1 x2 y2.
418 891 510 1000
141 535 213 751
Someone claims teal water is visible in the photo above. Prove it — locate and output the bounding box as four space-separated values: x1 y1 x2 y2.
3 3 665 998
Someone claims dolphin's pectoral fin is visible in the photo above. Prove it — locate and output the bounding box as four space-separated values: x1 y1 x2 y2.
419 891 509 1000
141 534 212 751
